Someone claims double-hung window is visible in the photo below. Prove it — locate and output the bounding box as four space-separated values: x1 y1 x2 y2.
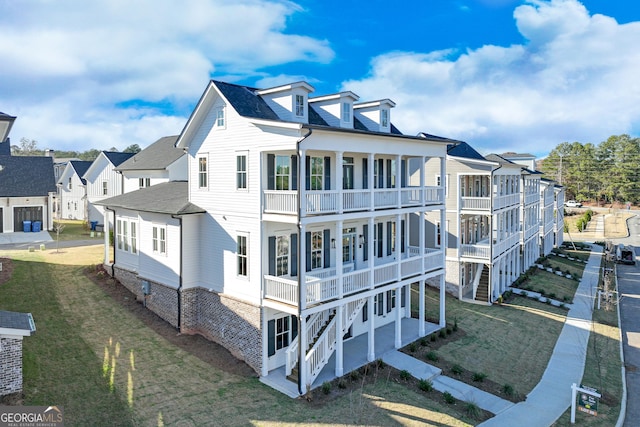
381 109 389 128
342 157 354 190
131 222 137 254
216 108 225 127
237 234 248 277
310 231 323 270
275 156 290 190
116 219 123 250
276 235 289 276
236 154 247 189
341 102 350 122
295 94 304 117
139 178 150 188
198 156 208 189
102 181 108 196
152 225 166 255
68 177 72 190
309 157 323 190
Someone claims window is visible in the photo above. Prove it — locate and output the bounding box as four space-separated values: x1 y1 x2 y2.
374 223 380 258
436 175 449 196
102 181 108 196
391 221 397 254
216 108 225 127
236 155 247 189
341 102 350 122
436 221 441 247
381 109 389 127
276 235 289 276
275 316 290 350
275 155 290 190
237 235 248 277
342 227 356 263
152 225 166 255
122 221 129 252
295 94 304 117
68 177 72 189
310 156 323 190
139 178 151 188
342 157 354 190
131 222 137 254
198 156 207 188
310 231 323 270
116 219 123 250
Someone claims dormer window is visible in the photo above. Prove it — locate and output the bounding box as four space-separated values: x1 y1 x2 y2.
342 102 351 122
216 108 225 127
295 94 305 117
381 109 389 128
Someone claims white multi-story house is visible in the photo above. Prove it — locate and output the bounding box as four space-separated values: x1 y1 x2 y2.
114 135 186 193
98 79 449 396
57 160 92 221
521 168 542 270
425 145 523 304
83 151 134 223
540 178 556 256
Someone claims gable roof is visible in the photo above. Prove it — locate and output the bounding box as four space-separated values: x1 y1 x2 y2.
115 136 182 171
68 160 93 184
103 151 135 167
215 80 280 121
0 155 56 197
95 181 204 215
0 310 36 336
446 141 487 161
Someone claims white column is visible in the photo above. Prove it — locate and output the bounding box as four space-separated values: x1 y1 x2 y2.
300 223 307 311
368 153 375 210
395 285 402 348
299 149 306 217
395 214 401 277
368 294 375 361
336 151 343 214
419 279 426 336
103 209 110 265
336 304 344 377
396 154 402 208
368 216 375 285
336 220 343 298
420 156 425 205
439 274 446 327
419 209 425 272
299 315 308 393
261 311 269 377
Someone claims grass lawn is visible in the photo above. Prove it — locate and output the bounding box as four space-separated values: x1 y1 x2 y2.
51 219 94 241
519 269 579 303
0 245 480 426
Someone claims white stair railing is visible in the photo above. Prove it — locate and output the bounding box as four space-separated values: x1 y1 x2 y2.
285 310 330 376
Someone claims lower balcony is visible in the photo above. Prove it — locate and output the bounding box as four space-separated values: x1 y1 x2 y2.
263 247 443 306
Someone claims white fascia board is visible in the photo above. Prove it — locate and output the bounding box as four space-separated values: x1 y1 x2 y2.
448 155 498 168
256 81 314 95
248 118 303 130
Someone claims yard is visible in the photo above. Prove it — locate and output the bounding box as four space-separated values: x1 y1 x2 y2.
0 242 623 426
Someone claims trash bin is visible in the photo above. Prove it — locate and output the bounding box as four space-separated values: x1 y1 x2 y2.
90 221 98 231
32 221 41 232
23 220 31 232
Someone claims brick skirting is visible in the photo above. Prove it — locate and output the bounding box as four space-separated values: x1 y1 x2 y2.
0 337 23 396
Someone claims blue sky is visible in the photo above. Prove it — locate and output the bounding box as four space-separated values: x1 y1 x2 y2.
2 0 640 158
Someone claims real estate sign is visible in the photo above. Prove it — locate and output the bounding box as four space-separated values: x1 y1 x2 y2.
577 384 599 416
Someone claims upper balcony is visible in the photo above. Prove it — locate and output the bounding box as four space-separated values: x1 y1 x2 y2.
460 193 519 212
263 247 443 308
264 186 443 216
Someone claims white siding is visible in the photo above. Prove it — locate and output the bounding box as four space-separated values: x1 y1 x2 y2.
138 212 181 289
58 165 86 220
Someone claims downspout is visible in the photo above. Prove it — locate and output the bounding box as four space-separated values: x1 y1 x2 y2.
297 127 312 395
172 214 183 330
105 206 116 277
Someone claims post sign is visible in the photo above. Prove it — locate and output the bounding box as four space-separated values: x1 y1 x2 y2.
571 383 601 423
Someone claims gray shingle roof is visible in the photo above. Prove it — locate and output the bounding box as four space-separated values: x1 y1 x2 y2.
95 181 204 215
69 160 93 185
215 80 280 120
115 136 182 171
0 155 56 197
484 153 516 165
103 151 135 167
447 141 486 161
0 310 36 334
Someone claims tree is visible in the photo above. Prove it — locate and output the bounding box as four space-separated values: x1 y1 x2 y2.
78 149 101 161
123 144 142 153
19 137 38 153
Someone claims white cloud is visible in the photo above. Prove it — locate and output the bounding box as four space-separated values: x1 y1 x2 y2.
342 0 640 157
0 0 333 151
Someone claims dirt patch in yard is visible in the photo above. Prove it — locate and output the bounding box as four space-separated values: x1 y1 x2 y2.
84 265 255 378
0 257 14 286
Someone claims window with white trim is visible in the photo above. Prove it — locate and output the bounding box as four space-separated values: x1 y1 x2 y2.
381 109 389 127
310 156 323 191
436 174 449 196
436 221 441 247
116 219 137 254
341 102 350 122
198 156 208 188
310 230 323 270
275 316 290 350
152 225 166 255
116 219 123 250
68 177 72 189
102 181 108 196
216 108 225 127
237 234 248 277
131 222 137 254
236 154 247 190
276 235 289 276
275 155 290 190
139 178 151 188
295 94 304 117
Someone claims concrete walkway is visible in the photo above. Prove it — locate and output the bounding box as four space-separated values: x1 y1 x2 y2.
479 244 603 426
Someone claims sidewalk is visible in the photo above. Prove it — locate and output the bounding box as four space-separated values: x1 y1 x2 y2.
382 245 603 424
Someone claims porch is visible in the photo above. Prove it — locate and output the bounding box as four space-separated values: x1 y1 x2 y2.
260 317 441 397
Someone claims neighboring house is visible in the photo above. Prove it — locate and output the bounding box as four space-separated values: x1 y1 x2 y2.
425 145 523 304
99 79 449 396
540 178 556 256
500 152 537 171
83 151 135 223
554 184 565 248
114 135 186 193
57 160 92 220
0 113 57 232
0 310 36 396
521 168 542 271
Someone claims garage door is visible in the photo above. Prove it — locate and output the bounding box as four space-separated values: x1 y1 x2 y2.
13 206 43 232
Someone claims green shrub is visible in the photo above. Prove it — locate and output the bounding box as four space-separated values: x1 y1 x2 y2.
418 379 433 392
409 342 417 353
438 329 446 338
502 383 514 397
443 391 456 404
451 364 463 375
399 370 411 380
472 372 487 382
430 334 437 342
337 378 347 389
349 370 360 381
321 381 331 394
425 351 439 362
465 401 482 420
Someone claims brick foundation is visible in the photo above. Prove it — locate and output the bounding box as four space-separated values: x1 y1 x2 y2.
0 337 23 396
181 288 262 374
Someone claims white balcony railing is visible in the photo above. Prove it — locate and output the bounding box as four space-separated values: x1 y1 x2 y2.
494 193 520 210
460 196 490 211
460 243 491 259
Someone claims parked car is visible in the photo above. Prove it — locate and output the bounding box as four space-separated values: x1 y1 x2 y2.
565 200 582 208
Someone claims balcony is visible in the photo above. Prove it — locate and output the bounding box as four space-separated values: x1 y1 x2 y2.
263 247 443 307
494 193 520 210
460 242 491 259
460 196 490 211
263 186 443 216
